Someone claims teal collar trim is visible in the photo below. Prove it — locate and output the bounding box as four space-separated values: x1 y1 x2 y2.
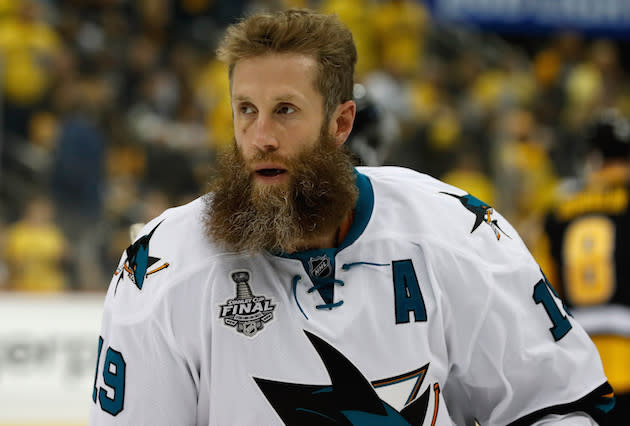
276 169 374 259
339 170 373 251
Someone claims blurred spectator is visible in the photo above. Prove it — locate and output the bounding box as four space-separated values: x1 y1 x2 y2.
441 150 496 208
0 0 62 209
0 216 8 289
371 0 428 80
493 107 558 246
195 58 232 150
320 0 378 78
49 74 110 290
50 75 108 239
0 0 61 137
120 35 161 107
3 194 68 292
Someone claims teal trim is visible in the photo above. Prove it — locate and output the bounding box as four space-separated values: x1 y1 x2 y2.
596 396 616 413
342 405 412 425
295 408 336 422
313 386 333 394
92 336 104 403
316 299 344 310
339 170 373 251
342 261 389 270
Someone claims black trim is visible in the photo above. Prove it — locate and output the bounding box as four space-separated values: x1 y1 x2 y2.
507 382 614 426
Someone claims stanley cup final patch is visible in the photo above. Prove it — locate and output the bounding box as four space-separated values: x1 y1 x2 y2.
218 270 276 337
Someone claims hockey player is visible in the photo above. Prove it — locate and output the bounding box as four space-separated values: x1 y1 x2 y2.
544 109 630 425
90 9 614 425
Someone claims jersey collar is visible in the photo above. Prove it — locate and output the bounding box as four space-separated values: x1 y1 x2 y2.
338 170 373 251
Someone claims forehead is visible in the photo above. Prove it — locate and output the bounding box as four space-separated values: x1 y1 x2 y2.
231 53 320 102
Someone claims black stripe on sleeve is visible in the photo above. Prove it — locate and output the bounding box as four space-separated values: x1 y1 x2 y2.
507 382 615 426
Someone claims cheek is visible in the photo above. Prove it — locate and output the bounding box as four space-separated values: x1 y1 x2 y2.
233 138 251 161
302 129 324 151
233 115 252 141
292 122 321 146
234 135 251 154
233 118 246 139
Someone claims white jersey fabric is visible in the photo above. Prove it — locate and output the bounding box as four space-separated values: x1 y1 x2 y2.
90 167 613 426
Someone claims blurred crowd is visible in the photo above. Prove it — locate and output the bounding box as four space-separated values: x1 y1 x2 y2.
0 0 628 292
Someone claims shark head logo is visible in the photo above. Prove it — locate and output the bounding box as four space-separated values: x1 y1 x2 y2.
115 220 169 293
254 330 432 425
441 192 510 240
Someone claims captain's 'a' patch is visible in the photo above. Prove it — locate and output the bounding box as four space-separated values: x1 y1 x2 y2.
440 192 510 240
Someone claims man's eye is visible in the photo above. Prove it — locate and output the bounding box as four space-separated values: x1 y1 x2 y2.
239 104 255 114
277 105 296 115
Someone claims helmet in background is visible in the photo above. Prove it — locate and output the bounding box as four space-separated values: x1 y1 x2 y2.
347 84 400 166
585 109 630 160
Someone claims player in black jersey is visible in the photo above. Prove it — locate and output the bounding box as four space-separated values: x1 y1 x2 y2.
544 109 630 424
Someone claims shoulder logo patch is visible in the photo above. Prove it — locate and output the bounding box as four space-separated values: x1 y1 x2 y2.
114 220 169 294
440 192 510 240
219 270 275 337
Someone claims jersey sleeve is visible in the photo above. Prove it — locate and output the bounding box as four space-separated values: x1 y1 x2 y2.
531 413 597 425
89 267 199 424
427 233 613 425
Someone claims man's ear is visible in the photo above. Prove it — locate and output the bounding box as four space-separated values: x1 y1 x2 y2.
329 100 356 147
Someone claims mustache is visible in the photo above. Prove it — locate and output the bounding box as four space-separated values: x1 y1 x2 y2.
246 150 292 167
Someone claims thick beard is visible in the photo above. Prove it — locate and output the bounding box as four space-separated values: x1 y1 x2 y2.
204 133 358 253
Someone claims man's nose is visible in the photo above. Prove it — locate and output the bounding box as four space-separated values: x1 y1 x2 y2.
252 116 279 152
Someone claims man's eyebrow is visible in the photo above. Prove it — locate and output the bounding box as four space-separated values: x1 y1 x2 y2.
273 94 299 102
233 95 251 102
232 94 301 102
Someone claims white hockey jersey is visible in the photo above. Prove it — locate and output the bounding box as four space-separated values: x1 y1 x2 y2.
90 167 613 425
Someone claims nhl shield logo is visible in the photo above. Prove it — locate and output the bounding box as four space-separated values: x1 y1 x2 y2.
309 255 332 278
219 270 275 337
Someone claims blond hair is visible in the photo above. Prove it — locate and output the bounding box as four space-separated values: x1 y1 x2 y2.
216 9 357 120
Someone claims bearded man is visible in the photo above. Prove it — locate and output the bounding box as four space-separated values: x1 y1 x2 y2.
91 9 614 426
